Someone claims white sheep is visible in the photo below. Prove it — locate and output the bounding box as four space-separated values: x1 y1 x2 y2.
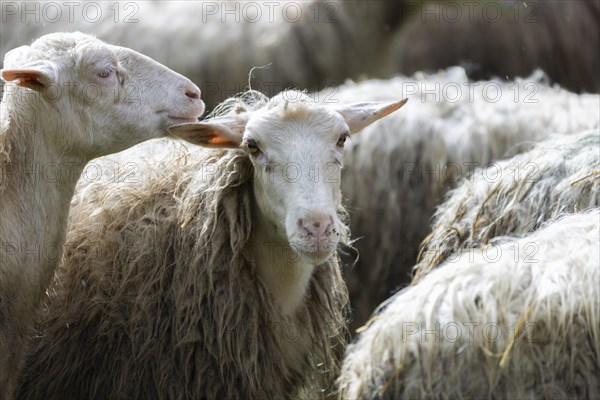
17 90 406 399
0 31 204 398
338 209 600 399
414 129 600 281
329 67 600 330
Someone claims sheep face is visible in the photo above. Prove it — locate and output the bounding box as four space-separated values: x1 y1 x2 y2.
169 92 407 265
246 99 350 265
0 32 204 159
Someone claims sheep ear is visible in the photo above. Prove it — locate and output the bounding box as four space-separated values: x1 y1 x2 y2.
1 60 58 91
335 99 408 134
168 115 247 148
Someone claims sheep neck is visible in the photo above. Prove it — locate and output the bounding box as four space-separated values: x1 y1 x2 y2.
250 211 315 316
0 100 86 297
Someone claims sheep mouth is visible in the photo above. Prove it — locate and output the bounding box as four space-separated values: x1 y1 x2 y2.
289 240 338 265
167 115 199 125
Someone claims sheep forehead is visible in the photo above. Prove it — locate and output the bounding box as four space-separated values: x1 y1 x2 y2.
74 43 118 69
28 33 154 81
247 99 347 151
4 32 113 71
32 32 101 61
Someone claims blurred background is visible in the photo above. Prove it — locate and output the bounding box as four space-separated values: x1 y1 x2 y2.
2 0 599 111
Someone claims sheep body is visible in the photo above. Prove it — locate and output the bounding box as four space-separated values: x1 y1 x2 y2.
414 129 600 280
338 209 600 399
331 68 600 329
17 139 347 400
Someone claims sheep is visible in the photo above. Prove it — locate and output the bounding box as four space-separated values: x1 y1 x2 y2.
0 31 204 398
330 67 600 330
414 129 600 282
337 209 600 399
16 90 407 399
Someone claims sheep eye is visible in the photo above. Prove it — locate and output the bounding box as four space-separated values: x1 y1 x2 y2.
246 139 260 155
98 68 113 78
336 132 350 148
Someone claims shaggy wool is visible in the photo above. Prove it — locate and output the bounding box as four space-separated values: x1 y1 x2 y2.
338 210 600 399
414 130 600 281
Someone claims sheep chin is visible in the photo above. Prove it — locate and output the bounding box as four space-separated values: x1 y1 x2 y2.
288 239 338 266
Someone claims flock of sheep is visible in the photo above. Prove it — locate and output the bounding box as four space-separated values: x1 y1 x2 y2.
1 1 599 399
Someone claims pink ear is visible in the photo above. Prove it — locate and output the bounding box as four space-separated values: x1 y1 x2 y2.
1 61 57 91
168 115 248 148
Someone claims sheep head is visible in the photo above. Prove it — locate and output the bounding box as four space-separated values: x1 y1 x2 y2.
1 32 204 159
170 91 407 265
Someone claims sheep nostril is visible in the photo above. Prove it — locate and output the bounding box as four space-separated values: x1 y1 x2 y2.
185 89 200 100
322 221 333 236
